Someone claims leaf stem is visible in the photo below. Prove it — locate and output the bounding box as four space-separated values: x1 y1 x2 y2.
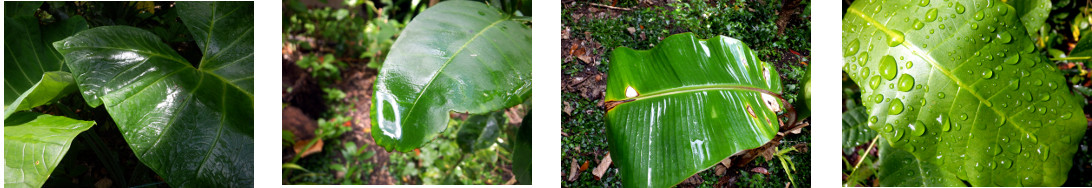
844 135 880 186
1050 56 1092 61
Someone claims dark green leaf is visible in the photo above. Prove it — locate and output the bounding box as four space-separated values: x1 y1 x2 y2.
605 33 782 188
4 112 95 188
511 112 531 185
455 111 505 153
53 2 253 187
842 99 875 150
843 0 1086 186
4 15 87 106
370 1 531 152
4 1 40 17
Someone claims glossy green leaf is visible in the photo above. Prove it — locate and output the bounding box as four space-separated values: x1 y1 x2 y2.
605 33 782 188
511 112 531 185
843 0 1086 186
455 111 504 153
1005 0 1051 36
842 99 875 150
4 72 77 119
877 138 964 186
52 2 253 187
4 112 95 188
370 1 531 152
4 12 87 106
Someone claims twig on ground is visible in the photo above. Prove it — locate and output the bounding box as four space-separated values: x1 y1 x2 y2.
589 3 633 11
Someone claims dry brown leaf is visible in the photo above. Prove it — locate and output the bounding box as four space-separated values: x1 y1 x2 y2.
568 159 580 181
751 167 769 175
592 153 613 179
580 160 590 172
293 139 324 158
563 102 574 115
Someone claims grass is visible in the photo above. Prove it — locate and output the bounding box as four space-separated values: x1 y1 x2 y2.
561 0 810 187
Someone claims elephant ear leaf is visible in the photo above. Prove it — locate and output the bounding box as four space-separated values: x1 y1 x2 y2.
4 112 95 188
511 112 531 185
370 1 531 152
843 0 1086 186
605 33 782 188
52 2 253 187
4 8 87 106
4 71 77 119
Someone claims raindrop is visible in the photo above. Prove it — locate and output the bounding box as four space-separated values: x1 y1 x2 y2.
1061 112 1073 119
1005 53 1020 64
998 32 1013 43
925 8 939 22
887 30 906 47
845 39 860 56
869 76 882 89
938 92 946 99
941 116 951 131
918 0 930 6
880 56 899 80
898 74 915 92
959 113 968 120
913 20 925 30
870 116 879 123
974 11 985 21
911 120 926 136
889 99 905 115
982 70 994 79
1040 93 1050 101
971 23 979 29
1001 159 1012 169
955 3 966 14
884 123 894 132
906 61 914 68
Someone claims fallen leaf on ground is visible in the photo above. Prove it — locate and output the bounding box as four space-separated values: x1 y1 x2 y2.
568 159 580 181
592 153 612 179
751 167 769 175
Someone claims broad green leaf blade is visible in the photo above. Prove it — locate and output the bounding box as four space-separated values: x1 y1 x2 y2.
877 138 964 186
605 33 782 188
842 99 875 150
511 112 531 185
370 1 532 152
455 111 504 153
1006 0 1051 36
3 72 77 119
177 1 255 94
843 0 1087 186
4 112 95 188
54 27 253 188
4 14 87 106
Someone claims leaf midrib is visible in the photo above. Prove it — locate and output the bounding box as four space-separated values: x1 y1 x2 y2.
847 4 1040 152
612 84 777 105
400 17 507 123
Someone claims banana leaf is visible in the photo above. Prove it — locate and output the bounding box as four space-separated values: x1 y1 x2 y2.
370 0 531 152
843 0 1086 186
605 33 782 188
52 2 253 186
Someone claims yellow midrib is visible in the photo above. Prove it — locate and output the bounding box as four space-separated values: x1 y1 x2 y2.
846 5 1036 140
